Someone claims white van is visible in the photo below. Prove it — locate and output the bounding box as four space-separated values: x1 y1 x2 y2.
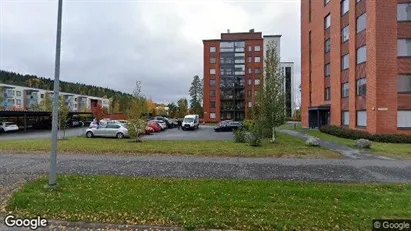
182 114 200 130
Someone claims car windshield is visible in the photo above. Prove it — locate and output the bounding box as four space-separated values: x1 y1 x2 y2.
4 122 15 126
183 118 194 123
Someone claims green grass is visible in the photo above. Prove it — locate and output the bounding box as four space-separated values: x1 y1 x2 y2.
0 135 338 158
279 125 411 160
8 175 411 230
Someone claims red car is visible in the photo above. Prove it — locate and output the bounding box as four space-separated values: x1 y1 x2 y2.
148 121 161 132
145 126 154 135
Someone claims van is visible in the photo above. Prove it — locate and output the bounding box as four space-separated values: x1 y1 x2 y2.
182 114 200 130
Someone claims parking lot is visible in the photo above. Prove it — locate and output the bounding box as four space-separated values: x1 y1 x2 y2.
142 125 234 140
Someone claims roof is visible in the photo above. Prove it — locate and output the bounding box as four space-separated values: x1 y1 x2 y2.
263 35 282 38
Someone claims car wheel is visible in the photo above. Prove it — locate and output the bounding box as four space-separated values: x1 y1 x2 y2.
116 132 124 139
86 131 93 138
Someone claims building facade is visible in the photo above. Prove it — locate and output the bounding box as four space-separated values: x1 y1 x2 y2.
0 83 110 112
203 30 295 122
301 0 411 134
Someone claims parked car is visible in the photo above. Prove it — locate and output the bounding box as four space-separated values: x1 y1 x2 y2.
148 121 162 132
182 114 200 130
214 121 243 132
145 126 154 134
0 122 19 133
152 120 167 130
151 116 174 128
85 123 129 139
67 119 84 128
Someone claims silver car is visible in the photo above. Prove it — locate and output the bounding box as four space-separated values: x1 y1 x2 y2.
85 123 129 139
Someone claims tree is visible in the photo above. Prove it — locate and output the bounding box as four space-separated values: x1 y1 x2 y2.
177 98 188 118
113 102 121 113
189 75 203 115
38 93 53 111
59 96 70 139
127 81 147 142
167 102 178 118
255 41 286 142
145 98 156 116
91 103 105 125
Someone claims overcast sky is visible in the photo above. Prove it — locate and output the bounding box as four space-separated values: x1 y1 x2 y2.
0 0 301 104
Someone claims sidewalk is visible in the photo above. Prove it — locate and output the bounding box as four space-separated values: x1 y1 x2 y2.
278 128 393 160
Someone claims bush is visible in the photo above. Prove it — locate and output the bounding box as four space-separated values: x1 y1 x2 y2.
243 120 255 131
320 125 411 143
246 126 263 147
233 129 246 143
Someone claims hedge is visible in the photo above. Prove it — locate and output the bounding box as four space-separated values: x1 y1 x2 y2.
319 125 411 143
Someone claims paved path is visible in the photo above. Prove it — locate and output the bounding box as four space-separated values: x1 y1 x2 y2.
278 129 394 160
0 127 85 141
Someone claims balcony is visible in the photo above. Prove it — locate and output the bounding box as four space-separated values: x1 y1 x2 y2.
235 94 245 99
220 94 235 100
234 83 244 88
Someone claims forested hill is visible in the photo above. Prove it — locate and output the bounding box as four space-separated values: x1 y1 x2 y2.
0 70 134 112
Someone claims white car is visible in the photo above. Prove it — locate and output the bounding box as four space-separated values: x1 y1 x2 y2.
0 122 19 133
85 123 129 139
182 114 200 130
152 120 167 130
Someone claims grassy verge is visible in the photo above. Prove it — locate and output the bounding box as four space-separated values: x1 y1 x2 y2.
8 175 411 230
0 134 338 158
279 125 411 159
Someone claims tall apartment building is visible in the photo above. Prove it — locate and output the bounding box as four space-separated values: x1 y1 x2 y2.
301 0 411 134
203 30 295 122
0 83 110 112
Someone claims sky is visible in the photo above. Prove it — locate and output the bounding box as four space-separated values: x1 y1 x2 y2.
0 0 301 104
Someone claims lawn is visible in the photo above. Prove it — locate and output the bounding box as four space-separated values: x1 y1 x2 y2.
0 134 338 158
279 125 411 160
8 175 411 230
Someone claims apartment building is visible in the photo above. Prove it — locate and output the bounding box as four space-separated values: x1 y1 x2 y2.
203 29 295 122
301 0 411 134
0 83 110 112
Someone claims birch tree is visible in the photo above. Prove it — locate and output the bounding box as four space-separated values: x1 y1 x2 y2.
127 81 147 142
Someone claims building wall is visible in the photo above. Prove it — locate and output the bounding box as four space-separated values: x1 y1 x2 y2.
301 0 411 135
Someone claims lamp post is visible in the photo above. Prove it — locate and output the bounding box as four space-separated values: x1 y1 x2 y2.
49 0 63 188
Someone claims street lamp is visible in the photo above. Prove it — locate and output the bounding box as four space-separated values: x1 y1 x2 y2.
49 0 63 188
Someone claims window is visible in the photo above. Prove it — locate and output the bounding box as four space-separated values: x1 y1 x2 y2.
248 57 252 62
16 99 21 105
398 75 411 93
342 26 349 42
210 58 216 64
325 14 331 29
309 0 312 22
398 39 411 57
255 90 259 96
210 113 216 119
342 111 349 126
210 46 216 52
210 79 216 86
357 111 367 127
325 39 331 53
356 78 367 96
210 90 216 97
356 46 367 64
248 102 252 108
325 63 331 76
220 42 234 52
41 94 44 98
234 65 245 75
248 90 252 97
6 90 15 96
248 46 252 52
248 79 252 86
16 91 21 96
342 54 349 70
255 68 261 74
357 13 366 33
210 101 215 108
324 0 330 6
398 3 411 21
254 46 261 51
342 83 349 97
248 68 252 74
254 78 261 85
398 111 411 128
210 69 216 74
254 57 261 63
325 87 331 101
341 0 349 15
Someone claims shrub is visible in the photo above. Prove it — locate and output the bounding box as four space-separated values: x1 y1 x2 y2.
243 120 255 131
233 129 246 143
320 125 411 143
246 126 263 147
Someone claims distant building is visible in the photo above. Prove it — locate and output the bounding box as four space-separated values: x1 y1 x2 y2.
0 83 110 112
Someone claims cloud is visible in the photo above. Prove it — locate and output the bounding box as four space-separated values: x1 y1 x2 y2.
0 0 301 103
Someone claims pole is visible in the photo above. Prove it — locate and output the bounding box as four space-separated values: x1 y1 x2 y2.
49 0 63 187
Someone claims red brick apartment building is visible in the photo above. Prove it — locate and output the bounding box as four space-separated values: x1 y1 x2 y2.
202 30 282 122
301 0 411 134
